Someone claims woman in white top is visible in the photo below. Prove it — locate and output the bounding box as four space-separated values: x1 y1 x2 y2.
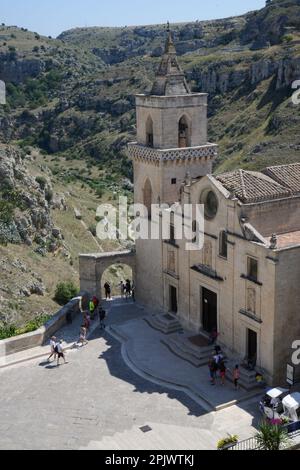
48 336 57 362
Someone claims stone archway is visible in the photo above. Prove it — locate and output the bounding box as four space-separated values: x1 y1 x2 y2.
79 250 136 300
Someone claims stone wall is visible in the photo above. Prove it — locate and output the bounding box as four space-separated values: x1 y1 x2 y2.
0 296 85 358
242 196 300 237
274 247 300 384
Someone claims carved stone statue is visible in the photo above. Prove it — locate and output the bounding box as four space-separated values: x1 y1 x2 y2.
270 233 277 249
247 288 256 313
203 241 212 267
168 251 176 273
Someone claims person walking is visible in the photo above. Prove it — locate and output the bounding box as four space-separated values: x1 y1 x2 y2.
219 361 227 386
104 282 111 300
89 298 96 320
125 280 131 300
77 326 88 347
213 351 224 367
48 336 57 362
84 312 91 331
56 340 67 366
209 328 219 345
131 281 136 302
99 307 106 330
208 358 216 385
118 281 125 298
233 365 240 390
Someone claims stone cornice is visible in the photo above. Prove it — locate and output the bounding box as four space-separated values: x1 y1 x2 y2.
127 142 218 166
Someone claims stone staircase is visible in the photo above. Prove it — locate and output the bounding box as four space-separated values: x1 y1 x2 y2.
161 334 215 368
80 423 222 450
106 325 129 343
225 361 259 391
144 314 183 335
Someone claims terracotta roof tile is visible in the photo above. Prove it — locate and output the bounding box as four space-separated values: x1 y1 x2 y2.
216 169 292 203
263 163 300 194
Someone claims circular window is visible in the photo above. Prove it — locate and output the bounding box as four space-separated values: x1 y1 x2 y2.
201 190 219 220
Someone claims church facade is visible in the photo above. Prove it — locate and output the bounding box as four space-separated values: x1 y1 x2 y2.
127 31 300 385
80 31 300 386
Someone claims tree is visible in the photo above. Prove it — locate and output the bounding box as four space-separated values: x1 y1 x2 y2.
255 421 290 451
54 281 79 306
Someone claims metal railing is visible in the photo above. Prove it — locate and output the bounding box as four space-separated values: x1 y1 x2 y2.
223 422 300 451
225 437 261 451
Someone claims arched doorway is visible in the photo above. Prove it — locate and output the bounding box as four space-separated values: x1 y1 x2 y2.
79 250 136 300
143 178 153 218
101 263 133 299
178 115 190 148
146 116 154 148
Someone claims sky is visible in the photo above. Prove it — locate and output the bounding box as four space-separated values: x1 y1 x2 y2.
1 0 266 38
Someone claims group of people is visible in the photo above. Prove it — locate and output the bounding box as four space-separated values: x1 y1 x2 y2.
103 279 135 301
85 296 107 333
48 337 67 366
119 279 135 301
208 345 240 390
48 295 108 365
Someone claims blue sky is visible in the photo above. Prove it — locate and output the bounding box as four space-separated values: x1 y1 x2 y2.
1 0 266 37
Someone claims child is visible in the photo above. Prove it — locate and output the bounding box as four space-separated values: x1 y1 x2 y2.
219 361 227 386
78 326 88 347
208 358 216 385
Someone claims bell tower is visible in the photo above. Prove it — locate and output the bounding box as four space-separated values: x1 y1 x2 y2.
128 27 218 309
128 27 217 208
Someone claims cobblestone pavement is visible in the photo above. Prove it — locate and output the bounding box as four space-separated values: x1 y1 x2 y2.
0 300 260 450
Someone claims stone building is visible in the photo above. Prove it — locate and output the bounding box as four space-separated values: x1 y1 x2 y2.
80 31 300 386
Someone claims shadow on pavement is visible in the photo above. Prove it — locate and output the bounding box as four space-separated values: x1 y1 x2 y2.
96 331 206 418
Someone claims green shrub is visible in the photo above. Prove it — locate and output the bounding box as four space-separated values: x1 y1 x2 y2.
0 324 17 340
0 199 14 223
16 314 51 335
36 176 47 190
282 35 293 43
255 421 290 451
96 188 104 198
54 281 79 306
45 188 53 203
217 435 238 450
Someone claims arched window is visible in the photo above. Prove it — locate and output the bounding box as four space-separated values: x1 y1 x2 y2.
146 116 154 148
219 231 228 259
143 179 153 218
178 116 190 148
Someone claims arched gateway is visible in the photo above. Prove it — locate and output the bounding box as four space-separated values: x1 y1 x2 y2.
79 250 136 300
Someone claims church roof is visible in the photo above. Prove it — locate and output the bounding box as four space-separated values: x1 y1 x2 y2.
263 163 300 195
216 169 292 204
151 29 191 96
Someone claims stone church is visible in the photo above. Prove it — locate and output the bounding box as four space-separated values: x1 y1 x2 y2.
80 31 300 386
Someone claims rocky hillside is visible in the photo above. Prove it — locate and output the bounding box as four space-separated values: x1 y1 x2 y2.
0 143 131 328
0 0 299 173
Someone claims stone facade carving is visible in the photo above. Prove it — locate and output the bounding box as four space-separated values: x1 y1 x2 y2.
167 250 176 273
203 241 212 268
128 142 217 165
247 288 256 313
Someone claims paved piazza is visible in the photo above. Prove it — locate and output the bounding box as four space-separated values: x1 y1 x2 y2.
0 303 261 450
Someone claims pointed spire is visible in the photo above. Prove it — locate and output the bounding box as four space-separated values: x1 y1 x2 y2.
165 22 176 54
150 23 191 96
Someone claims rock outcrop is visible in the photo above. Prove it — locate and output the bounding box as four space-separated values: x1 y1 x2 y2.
0 144 66 250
